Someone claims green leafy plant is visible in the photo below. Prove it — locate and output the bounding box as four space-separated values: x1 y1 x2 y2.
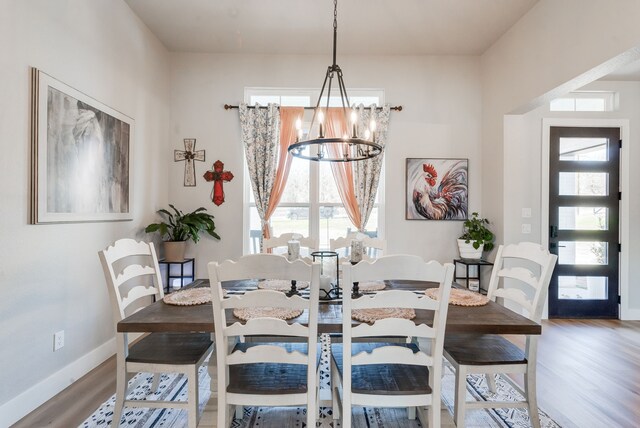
459 212 494 251
145 205 220 242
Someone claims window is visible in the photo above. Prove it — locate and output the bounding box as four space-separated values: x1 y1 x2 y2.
550 91 616 112
245 88 385 253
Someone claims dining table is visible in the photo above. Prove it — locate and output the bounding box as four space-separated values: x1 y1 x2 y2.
118 278 541 335
116 278 541 427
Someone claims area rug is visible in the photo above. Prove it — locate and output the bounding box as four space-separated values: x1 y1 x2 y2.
80 336 561 428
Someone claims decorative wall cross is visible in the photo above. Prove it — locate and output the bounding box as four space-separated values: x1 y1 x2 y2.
203 160 234 206
174 138 205 186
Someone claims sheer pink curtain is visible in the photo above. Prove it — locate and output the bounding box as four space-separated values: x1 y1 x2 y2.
325 108 363 230
262 107 304 241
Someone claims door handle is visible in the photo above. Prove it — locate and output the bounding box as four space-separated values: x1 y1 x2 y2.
549 225 558 238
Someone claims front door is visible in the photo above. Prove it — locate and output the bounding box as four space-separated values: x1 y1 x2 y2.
548 126 620 318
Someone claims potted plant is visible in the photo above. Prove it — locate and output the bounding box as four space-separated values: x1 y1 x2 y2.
145 205 220 262
457 212 494 259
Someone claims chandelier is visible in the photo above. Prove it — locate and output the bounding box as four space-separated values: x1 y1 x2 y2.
287 0 382 163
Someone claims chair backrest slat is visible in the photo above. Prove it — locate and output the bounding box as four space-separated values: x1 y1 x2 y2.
330 234 387 259
263 233 318 253
121 284 160 311
221 289 309 310
352 345 434 366
351 289 440 311
115 264 157 287
352 317 436 339
227 344 309 365
225 318 309 338
215 254 312 282
486 242 557 323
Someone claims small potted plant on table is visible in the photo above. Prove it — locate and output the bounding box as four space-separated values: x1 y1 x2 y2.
457 212 494 259
145 205 220 262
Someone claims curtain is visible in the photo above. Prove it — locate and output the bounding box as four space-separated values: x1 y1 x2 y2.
263 106 304 239
353 104 390 230
325 108 363 229
239 103 280 242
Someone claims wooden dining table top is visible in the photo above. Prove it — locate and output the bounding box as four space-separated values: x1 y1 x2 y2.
117 279 541 335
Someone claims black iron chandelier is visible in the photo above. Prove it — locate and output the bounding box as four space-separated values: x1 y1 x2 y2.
287 0 382 163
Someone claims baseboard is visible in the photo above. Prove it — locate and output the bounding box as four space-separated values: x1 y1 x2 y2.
621 307 640 320
0 337 116 427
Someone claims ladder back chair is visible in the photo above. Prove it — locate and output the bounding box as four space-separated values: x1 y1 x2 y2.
207 254 321 428
443 242 557 428
99 239 213 428
331 255 454 427
330 234 387 260
262 232 318 256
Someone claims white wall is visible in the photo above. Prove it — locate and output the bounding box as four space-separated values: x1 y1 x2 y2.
169 53 482 273
481 0 640 253
505 81 640 317
0 0 169 424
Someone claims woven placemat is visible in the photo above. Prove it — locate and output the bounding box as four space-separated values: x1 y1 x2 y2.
163 287 225 306
356 281 386 292
233 307 303 321
351 307 416 323
257 279 310 291
425 288 489 306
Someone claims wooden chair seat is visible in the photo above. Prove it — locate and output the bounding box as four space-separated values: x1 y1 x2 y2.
227 342 321 395
331 343 432 395
445 333 527 366
127 332 213 365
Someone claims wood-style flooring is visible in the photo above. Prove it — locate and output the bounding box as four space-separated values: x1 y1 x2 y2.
13 319 640 428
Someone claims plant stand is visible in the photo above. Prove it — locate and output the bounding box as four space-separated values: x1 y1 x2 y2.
453 258 493 294
159 258 195 294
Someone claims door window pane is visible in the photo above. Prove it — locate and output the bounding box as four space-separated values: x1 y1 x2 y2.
558 172 608 196
558 241 608 265
559 138 608 161
558 207 608 230
558 276 608 300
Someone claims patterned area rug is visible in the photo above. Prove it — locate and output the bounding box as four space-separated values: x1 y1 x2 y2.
80 336 561 428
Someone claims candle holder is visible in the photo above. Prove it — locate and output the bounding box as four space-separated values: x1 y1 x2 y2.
311 251 340 300
350 260 363 299
285 240 302 296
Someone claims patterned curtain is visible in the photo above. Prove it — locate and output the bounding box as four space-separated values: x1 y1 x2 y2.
239 103 280 240
353 104 391 231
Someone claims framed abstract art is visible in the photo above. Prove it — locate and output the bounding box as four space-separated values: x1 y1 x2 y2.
30 68 133 223
406 158 468 220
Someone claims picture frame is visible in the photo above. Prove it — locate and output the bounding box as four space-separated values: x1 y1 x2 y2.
30 68 134 224
405 157 468 220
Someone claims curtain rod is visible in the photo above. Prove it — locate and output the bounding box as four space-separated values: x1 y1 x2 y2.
224 104 403 111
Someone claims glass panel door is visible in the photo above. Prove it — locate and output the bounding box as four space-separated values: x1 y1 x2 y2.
548 127 620 318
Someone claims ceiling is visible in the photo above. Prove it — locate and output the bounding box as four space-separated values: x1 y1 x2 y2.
125 0 539 55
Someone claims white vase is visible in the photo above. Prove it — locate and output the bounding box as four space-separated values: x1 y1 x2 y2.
164 241 187 262
457 239 483 259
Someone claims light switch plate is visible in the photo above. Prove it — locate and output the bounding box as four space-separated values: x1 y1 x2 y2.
522 208 532 218
521 224 531 234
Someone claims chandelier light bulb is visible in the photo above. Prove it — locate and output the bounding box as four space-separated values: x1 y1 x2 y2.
364 129 371 140
295 117 302 130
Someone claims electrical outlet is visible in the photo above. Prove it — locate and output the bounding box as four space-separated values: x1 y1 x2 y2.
54 330 64 351
521 223 531 234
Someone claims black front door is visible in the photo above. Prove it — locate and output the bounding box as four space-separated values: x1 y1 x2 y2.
548 126 620 318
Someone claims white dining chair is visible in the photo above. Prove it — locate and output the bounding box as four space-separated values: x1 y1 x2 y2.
330 233 387 260
331 255 454 427
444 242 557 428
207 254 321 428
98 239 213 428
262 232 318 256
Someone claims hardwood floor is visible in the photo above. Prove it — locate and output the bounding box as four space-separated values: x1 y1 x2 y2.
13 319 640 428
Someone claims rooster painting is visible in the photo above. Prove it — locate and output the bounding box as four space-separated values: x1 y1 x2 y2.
406 158 468 220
